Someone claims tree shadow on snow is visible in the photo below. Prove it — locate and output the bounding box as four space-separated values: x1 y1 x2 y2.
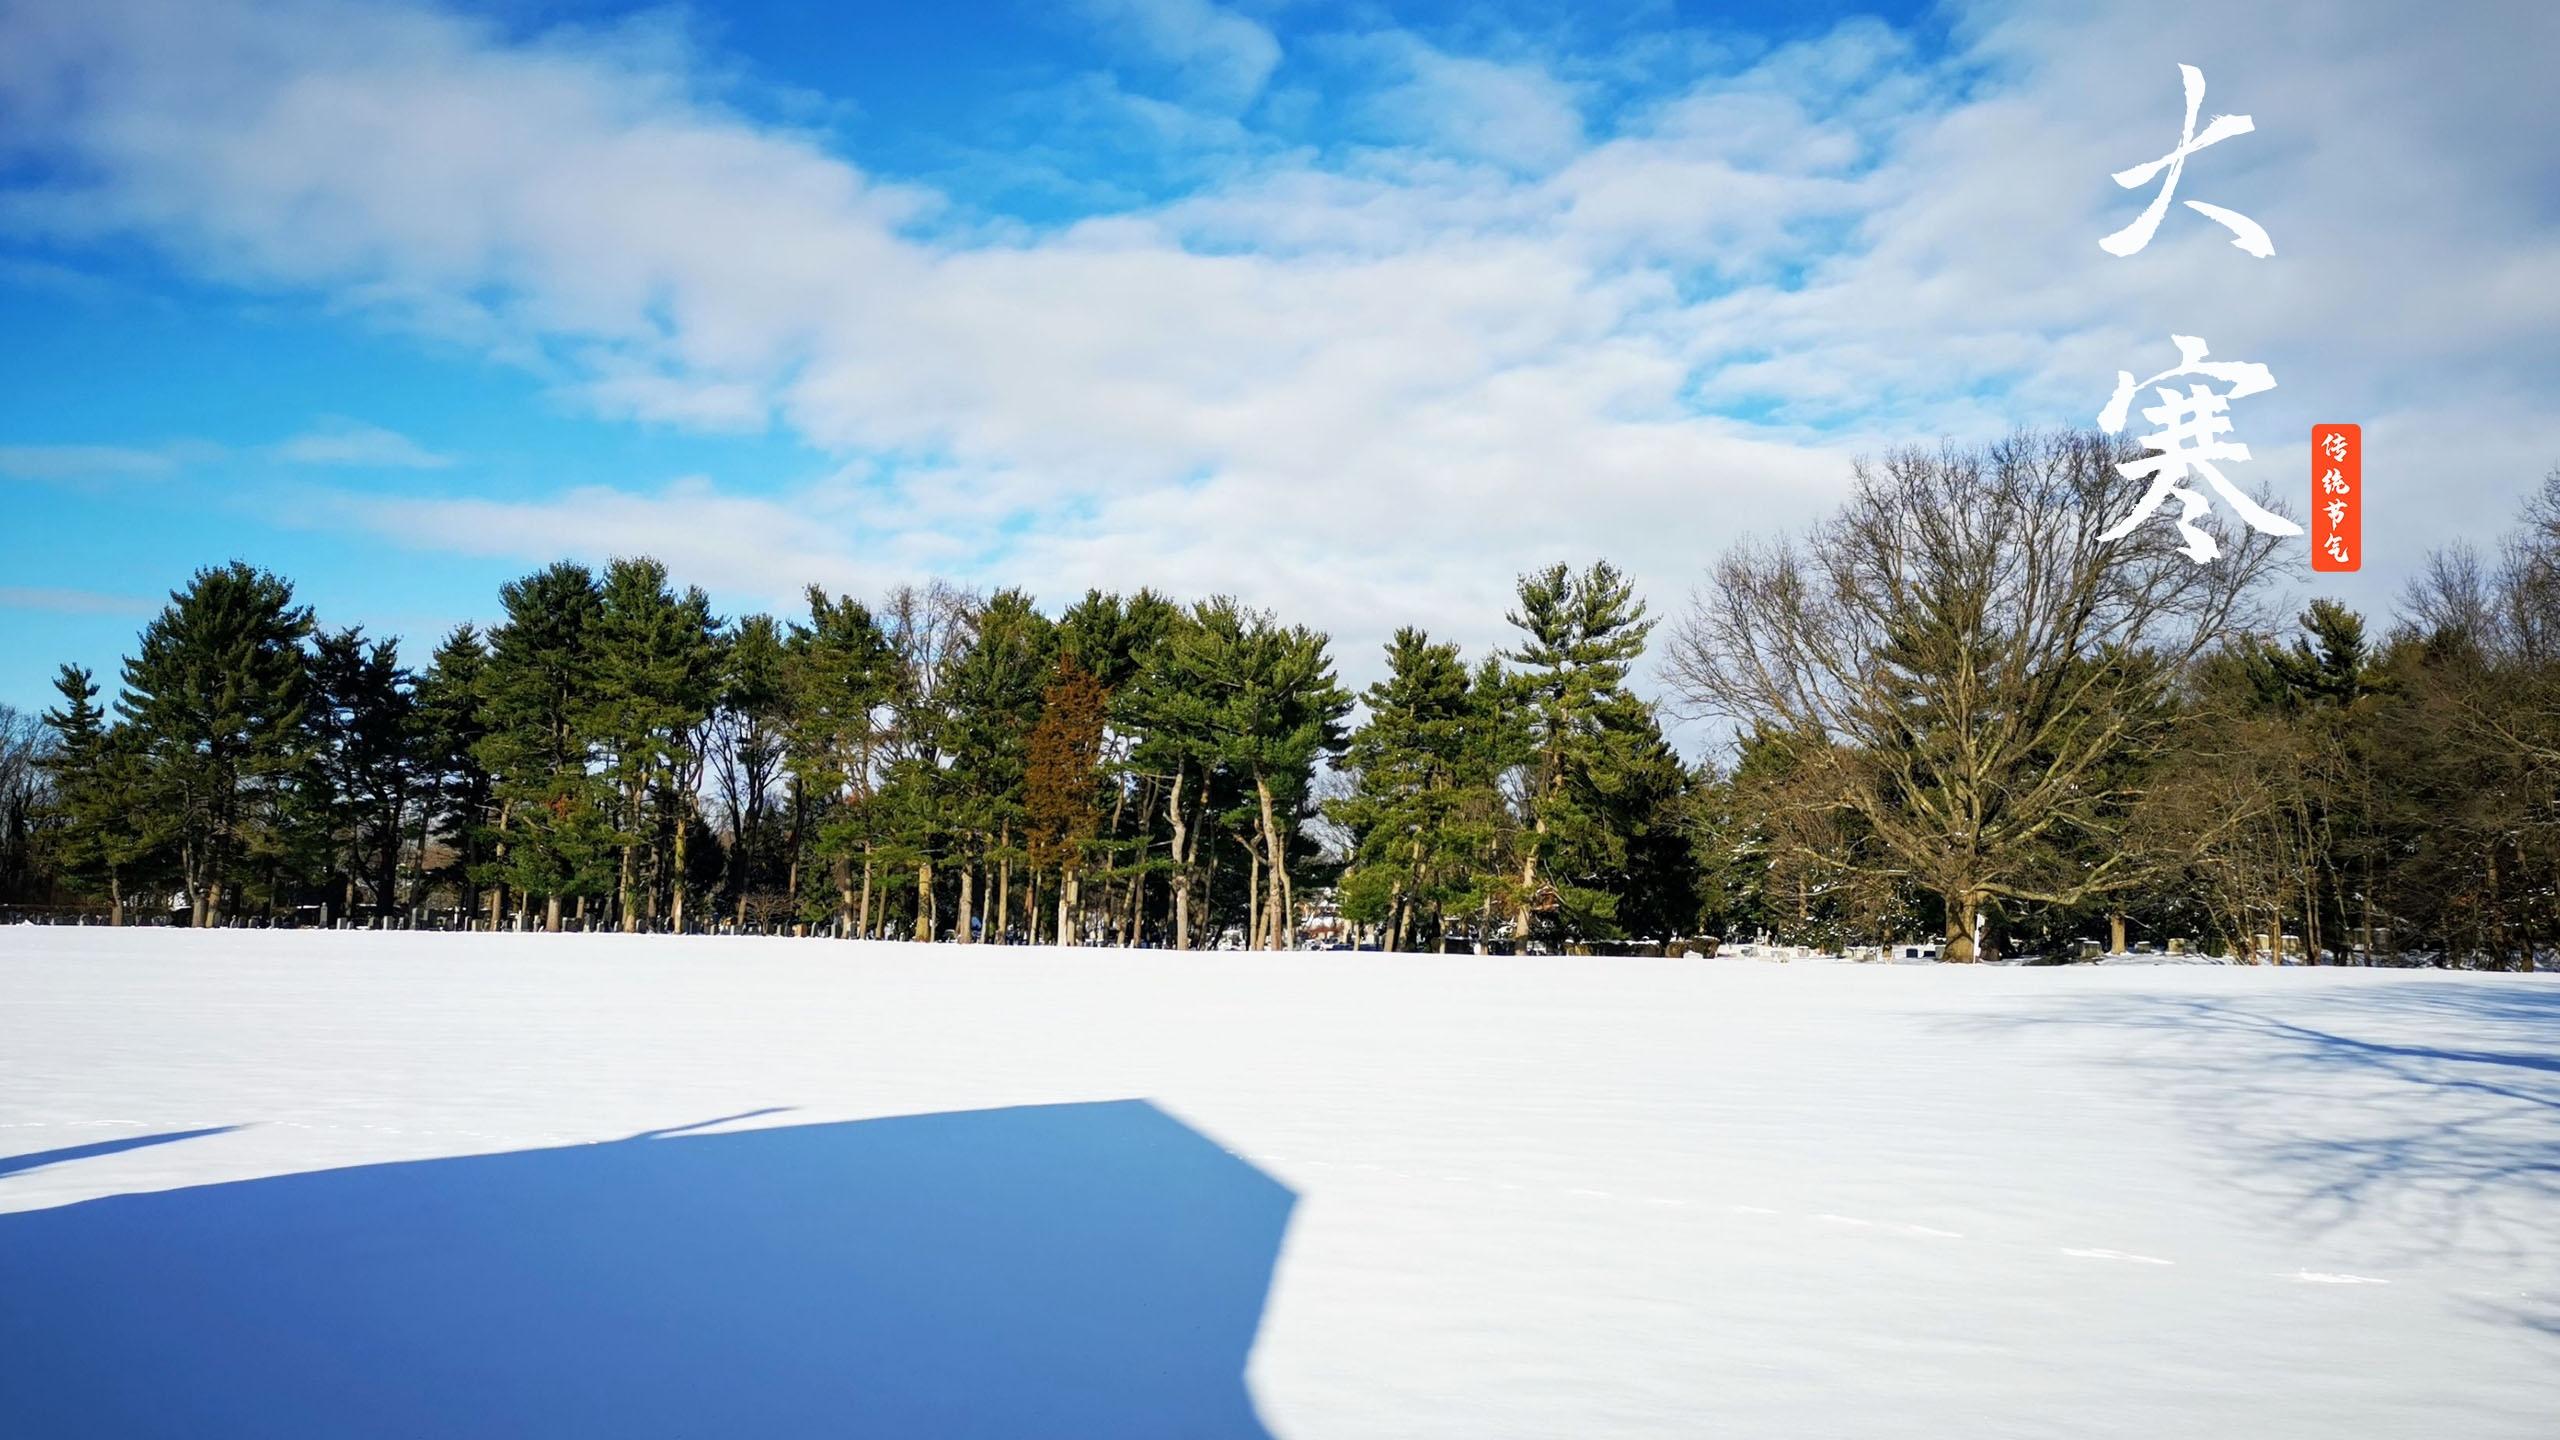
0 1125 239 1180
0 1100 1295 1439
1963 980 2560 1275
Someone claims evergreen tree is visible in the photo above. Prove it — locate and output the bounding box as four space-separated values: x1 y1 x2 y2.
1330 628 1521 950
872 583 972 941
477 562 608 931
590 557 722 931
1055 588 1180 943
306 627 420 923
118 563 312 925
1502 560 1656 945
1123 605 1224 948
41 665 166 923
784 586 897 936
1153 598 1349 949
415 626 494 921
1601 710 1705 943
939 590 1057 942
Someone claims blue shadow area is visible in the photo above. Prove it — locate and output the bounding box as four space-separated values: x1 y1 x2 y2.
0 1101 1294 1439
1955 979 2560 1301
0 1126 238 1180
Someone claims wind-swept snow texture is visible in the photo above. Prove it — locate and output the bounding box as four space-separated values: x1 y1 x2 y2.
3 930 2556 1438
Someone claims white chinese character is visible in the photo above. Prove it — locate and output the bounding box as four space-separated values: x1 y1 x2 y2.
2323 498 2348 526
2320 431 2351 463
2097 334 2302 562
2320 466 2351 496
2101 64 2273 259
2323 533 2352 565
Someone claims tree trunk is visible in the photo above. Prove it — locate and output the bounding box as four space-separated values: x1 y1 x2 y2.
859 846 874 937
1513 813 1548 950
2108 911 2127 955
834 854 854 938
915 860 933 942
1254 773 1289 951
671 812 692 934
958 860 976 944
995 824 1011 945
1125 866 1144 948
408 791 432 917
546 892 563 933
619 778 642 933
785 780 803 917
487 800 510 933
1942 890 1980 963
1167 764 1193 950
1279 856 1295 951
109 871 126 927
2362 856 2378 962
1200 838 1219 950
1058 866 1078 947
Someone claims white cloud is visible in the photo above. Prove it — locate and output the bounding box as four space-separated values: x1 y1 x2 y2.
305 473 901 620
1 0 2555 696
0 438 228 483
0 584 155 616
1352 34 1586 172
1080 0 1282 111
272 419 452 468
0 443 185 480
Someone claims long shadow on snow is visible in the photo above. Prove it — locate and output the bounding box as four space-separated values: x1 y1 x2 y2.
0 1099 1294 1439
0 1125 239 1179
1961 979 2560 1272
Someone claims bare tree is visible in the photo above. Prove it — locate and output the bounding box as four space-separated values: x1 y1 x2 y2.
1666 432 2286 960
0 704 56 904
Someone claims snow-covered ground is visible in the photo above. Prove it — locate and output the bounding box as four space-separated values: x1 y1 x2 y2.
3 930 2556 1438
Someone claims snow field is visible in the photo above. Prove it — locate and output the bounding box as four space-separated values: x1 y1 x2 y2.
3 929 2555 1437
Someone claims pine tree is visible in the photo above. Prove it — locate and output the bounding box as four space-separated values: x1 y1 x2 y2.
477 562 607 931
784 586 897 936
1056 589 1180 944
118 563 312 925
41 665 166 924
1330 629 1520 950
939 590 1057 942
1152 599 1349 950
1122 605 1223 948
1502 560 1655 946
873 583 972 942
1595 710 1704 944
590 557 722 931
415 626 494 921
306 627 420 923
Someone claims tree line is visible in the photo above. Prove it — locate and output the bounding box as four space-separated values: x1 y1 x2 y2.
1669 434 2560 968
12 552 1691 950
7 430 2556 965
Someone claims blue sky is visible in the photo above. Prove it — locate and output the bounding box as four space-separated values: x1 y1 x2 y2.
3 0 2556 716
